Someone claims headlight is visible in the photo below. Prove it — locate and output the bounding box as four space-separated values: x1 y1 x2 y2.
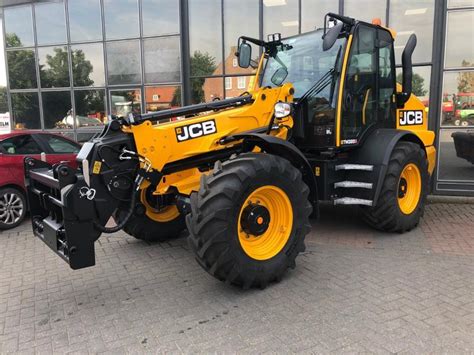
274 102 292 119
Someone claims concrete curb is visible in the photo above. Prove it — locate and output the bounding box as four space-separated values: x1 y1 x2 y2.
427 195 474 204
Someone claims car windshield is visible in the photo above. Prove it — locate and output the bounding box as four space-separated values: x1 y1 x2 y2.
260 30 345 99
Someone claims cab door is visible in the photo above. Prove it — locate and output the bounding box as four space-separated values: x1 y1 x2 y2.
339 24 396 146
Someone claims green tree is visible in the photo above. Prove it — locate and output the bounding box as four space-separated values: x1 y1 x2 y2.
6 34 37 89
457 60 474 93
190 51 217 104
0 87 8 114
397 72 427 97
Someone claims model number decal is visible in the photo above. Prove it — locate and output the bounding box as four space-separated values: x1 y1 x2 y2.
399 110 423 126
175 119 217 142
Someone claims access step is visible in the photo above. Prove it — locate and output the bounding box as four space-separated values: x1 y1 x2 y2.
334 181 373 189
333 197 373 206
335 164 374 171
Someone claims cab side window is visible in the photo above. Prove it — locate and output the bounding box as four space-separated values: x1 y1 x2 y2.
379 30 395 122
0 135 42 155
341 26 377 142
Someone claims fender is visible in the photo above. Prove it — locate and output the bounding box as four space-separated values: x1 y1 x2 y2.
235 133 319 215
351 128 426 207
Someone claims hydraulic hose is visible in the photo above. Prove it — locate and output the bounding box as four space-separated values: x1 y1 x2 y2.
93 186 137 234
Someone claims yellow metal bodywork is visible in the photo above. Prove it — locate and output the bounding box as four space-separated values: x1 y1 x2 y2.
336 34 353 147
129 83 295 196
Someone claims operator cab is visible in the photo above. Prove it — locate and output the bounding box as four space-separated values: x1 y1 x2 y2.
236 13 416 153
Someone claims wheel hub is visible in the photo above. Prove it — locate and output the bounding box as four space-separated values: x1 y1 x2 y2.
240 203 271 237
398 178 408 198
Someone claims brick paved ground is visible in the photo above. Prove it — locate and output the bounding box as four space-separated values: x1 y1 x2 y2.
0 202 473 354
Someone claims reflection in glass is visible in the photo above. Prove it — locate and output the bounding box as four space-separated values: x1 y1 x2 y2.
42 91 72 129
396 66 431 106
144 37 181 83
73 90 106 128
301 0 338 32
448 0 474 7
142 0 180 36
145 86 181 113
104 0 139 40
224 0 259 76
344 0 386 24
438 129 474 181
263 0 299 37
11 93 40 129
68 0 102 42
4 6 34 47
106 40 141 85
445 11 474 68
71 43 105 87
225 76 254 98
7 50 37 89
189 0 222 76
35 1 67 45
191 77 223 104
38 46 70 88
389 0 434 64
110 90 141 118
441 71 474 127
77 131 101 143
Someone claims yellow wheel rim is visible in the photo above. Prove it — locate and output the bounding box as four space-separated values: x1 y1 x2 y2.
237 185 293 261
140 189 180 223
397 163 422 215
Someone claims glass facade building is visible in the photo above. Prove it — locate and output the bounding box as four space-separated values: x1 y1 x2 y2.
0 0 473 195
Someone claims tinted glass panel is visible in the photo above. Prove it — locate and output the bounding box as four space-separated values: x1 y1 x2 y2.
142 0 180 36
301 0 338 32
104 0 139 40
144 37 181 83
263 0 299 37
438 129 474 181
396 66 431 108
0 135 42 155
445 11 474 68
106 40 141 85
145 86 181 113
110 89 141 117
7 50 37 89
42 91 72 129
345 0 386 24
448 0 474 7
225 76 254 98
77 131 100 143
224 0 259 75
35 1 67 45
4 6 34 47
43 135 80 153
74 90 106 128
441 71 474 127
38 46 70 88
68 0 102 42
191 77 223 104
11 93 40 129
71 43 105 87
389 0 434 64
189 0 222 76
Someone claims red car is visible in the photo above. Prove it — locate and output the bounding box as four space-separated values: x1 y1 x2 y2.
0 131 81 230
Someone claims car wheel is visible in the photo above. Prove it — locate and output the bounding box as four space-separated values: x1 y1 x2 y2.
0 188 27 230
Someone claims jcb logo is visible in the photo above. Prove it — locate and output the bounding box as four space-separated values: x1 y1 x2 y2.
399 110 423 126
175 119 217 142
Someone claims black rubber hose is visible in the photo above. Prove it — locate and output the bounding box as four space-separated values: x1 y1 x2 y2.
93 188 137 234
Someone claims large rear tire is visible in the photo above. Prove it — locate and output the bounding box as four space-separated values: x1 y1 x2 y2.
362 141 429 233
186 153 312 289
123 188 185 242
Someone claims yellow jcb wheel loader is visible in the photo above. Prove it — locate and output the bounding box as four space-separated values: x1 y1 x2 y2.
25 13 436 289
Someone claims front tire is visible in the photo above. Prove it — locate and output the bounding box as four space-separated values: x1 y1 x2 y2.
362 142 429 233
0 187 27 230
186 153 312 289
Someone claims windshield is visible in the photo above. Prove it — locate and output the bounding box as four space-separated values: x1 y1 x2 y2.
260 30 345 98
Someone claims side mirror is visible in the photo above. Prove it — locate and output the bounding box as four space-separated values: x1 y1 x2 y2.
237 42 252 68
322 22 343 51
397 34 417 107
271 67 288 86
